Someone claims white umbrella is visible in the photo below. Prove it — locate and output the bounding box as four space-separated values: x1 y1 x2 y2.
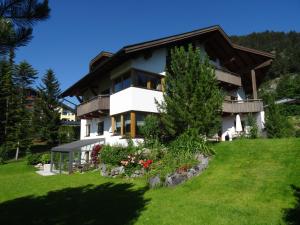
235 114 243 132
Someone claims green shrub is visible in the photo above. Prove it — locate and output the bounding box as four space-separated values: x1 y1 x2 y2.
100 145 136 165
0 145 8 162
41 153 50 164
295 129 300 137
170 129 215 156
26 153 43 165
147 150 198 179
58 126 76 144
247 114 259 139
141 114 162 147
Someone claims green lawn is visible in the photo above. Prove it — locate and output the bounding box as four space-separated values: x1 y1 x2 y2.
0 138 300 225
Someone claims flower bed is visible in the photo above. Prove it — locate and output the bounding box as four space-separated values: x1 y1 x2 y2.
98 143 211 188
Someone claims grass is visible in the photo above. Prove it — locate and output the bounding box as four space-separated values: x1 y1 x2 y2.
0 138 300 225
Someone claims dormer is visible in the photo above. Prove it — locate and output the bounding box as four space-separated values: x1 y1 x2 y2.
89 51 113 72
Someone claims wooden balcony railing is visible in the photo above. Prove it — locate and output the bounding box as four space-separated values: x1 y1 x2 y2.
222 99 263 113
215 68 242 86
77 95 110 117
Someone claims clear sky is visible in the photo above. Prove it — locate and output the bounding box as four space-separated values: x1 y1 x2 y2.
15 0 300 97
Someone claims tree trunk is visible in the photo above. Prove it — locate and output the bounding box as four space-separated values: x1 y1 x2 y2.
15 141 19 160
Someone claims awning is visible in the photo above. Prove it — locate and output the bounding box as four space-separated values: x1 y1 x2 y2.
51 138 105 152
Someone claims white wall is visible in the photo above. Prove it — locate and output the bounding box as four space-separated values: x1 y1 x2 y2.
221 112 265 141
110 87 163 115
80 116 112 140
131 48 167 75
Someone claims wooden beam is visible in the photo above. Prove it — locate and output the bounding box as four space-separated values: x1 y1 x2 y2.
251 69 258 99
111 116 115 134
161 77 165 92
120 114 124 136
76 96 83 103
254 59 273 70
130 111 136 138
147 80 152 89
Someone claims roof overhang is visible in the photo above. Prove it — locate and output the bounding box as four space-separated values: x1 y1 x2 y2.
61 25 275 98
51 138 105 152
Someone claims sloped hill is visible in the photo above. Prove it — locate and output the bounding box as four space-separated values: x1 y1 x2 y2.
0 139 300 225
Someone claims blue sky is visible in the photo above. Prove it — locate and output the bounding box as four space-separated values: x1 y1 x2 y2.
15 0 300 97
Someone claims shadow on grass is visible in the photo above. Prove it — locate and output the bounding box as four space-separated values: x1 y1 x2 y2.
0 182 149 225
283 185 300 225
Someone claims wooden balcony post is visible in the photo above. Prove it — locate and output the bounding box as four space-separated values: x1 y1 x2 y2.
161 77 165 92
111 116 115 134
120 114 124 136
130 111 136 138
147 80 152 89
251 69 258 99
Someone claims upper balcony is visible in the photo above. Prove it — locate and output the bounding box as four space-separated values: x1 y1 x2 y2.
222 99 263 113
77 95 110 117
215 68 242 87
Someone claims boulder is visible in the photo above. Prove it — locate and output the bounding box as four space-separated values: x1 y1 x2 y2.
149 176 161 188
165 173 188 186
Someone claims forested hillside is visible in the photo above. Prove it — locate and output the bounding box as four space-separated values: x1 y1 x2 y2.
231 31 300 80
231 31 300 135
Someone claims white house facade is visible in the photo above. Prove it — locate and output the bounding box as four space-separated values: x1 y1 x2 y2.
61 25 274 145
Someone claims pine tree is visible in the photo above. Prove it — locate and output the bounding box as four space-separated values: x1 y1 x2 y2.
34 69 61 145
0 59 21 159
13 61 38 159
157 44 223 139
265 96 294 138
0 0 50 55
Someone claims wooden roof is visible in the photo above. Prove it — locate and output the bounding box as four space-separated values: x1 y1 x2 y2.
61 25 274 97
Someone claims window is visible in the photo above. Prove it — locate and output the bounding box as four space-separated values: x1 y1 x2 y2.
113 72 132 93
115 115 121 134
85 124 90 137
123 72 131 89
134 70 162 91
113 77 123 93
124 113 131 135
136 113 146 135
135 73 148 88
97 121 104 135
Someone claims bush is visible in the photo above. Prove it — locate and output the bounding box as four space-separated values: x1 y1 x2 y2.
247 114 259 139
58 126 76 144
91 145 102 167
41 153 50 164
100 145 136 166
141 115 162 147
147 150 197 179
170 129 215 156
26 153 43 165
0 145 8 162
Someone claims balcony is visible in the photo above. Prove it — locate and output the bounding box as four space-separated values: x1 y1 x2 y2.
215 68 242 86
222 99 263 113
77 95 110 117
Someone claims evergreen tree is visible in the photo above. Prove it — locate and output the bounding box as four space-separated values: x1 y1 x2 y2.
13 61 38 159
265 96 294 138
34 69 61 145
157 44 223 139
0 0 50 55
0 59 21 159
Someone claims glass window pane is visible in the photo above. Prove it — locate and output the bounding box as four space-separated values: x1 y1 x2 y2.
114 77 122 93
136 113 146 135
123 73 131 89
98 121 104 135
125 113 131 134
136 73 148 88
116 115 121 134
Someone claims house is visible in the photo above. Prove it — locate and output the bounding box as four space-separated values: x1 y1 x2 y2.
61 25 274 144
58 103 77 122
24 88 38 111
